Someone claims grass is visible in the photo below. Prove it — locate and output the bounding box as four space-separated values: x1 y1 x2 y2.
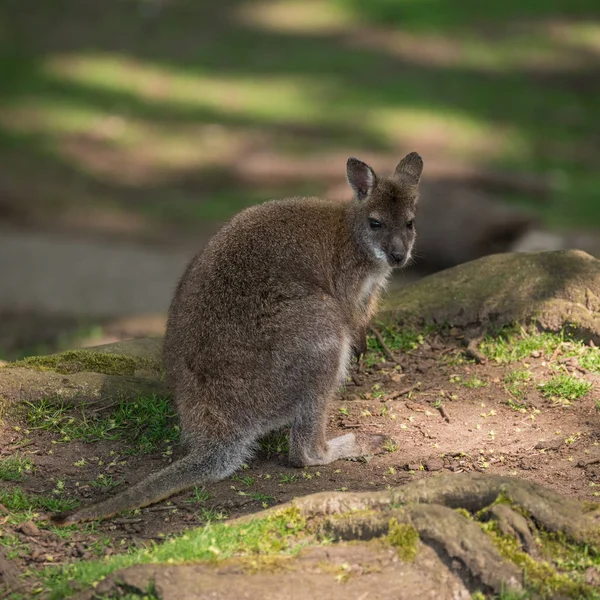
185 486 212 504
481 327 600 369
26 394 179 454
463 376 489 389
0 487 79 522
0 453 34 481
259 428 290 458
30 507 307 599
504 369 532 409
538 374 592 402
481 327 566 363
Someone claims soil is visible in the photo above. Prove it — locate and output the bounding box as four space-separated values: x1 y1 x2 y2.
1 330 599 594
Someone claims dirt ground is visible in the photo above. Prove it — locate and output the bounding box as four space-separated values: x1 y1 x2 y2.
1 327 599 595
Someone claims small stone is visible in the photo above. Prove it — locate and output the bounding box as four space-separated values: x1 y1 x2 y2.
425 458 444 472
19 521 40 537
531 350 541 358
535 439 563 451
31 550 45 562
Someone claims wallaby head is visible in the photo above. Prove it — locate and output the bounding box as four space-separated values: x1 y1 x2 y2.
346 152 423 269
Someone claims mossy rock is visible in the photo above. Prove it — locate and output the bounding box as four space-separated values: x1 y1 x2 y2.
0 338 166 418
383 249 600 343
7 338 163 377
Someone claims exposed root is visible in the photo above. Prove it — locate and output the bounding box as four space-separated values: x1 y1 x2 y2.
239 473 600 596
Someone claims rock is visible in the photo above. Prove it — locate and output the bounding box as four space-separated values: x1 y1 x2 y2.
425 458 445 472
19 520 40 537
535 439 563 451
383 250 600 345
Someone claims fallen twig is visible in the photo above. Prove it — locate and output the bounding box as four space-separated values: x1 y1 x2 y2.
390 382 421 399
549 342 563 363
369 326 397 364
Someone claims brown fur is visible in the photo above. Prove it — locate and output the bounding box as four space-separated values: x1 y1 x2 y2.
51 153 423 525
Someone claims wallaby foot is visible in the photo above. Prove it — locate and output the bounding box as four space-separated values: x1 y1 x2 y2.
289 432 387 467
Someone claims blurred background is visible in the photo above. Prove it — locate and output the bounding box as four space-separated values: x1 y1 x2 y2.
0 0 599 359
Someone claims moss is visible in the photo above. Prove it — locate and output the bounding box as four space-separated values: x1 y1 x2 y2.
226 554 297 575
537 530 600 570
454 507 472 520
482 523 597 599
10 350 159 376
386 518 419 561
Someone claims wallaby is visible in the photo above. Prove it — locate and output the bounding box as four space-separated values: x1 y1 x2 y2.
51 152 424 525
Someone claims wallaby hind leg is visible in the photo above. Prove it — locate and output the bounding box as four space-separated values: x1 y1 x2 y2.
51 440 253 525
289 395 385 467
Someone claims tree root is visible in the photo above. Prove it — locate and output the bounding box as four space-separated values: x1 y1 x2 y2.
241 473 600 596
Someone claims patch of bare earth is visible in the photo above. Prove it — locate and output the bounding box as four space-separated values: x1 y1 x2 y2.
1 330 599 586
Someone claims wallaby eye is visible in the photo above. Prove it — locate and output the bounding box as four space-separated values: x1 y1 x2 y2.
406 219 414 229
369 218 382 230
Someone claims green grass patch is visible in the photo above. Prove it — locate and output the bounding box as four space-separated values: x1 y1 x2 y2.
259 428 290 458
538 374 592 402
34 507 308 599
26 395 178 454
0 487 79 523
185 486 212 505
481 327 565 363
580 349 600 374
504 369 532 410
0 453 34 481
463 376 489 389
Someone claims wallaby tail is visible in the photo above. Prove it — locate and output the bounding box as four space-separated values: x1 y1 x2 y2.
51 443 250 525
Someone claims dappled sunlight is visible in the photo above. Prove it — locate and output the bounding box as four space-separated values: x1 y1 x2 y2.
237 0 595 72
0 98 257 185
45 54 338 125
236 0 356 34
0 50 537 191
544 20 600 55
367 108 528 161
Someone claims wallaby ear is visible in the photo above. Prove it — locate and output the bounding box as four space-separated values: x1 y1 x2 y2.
394 152 423 185
346 157 377 200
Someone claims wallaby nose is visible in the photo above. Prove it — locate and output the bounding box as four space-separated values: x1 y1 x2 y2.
391 250 405 264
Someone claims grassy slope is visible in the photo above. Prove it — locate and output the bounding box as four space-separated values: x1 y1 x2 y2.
0 0 598 230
